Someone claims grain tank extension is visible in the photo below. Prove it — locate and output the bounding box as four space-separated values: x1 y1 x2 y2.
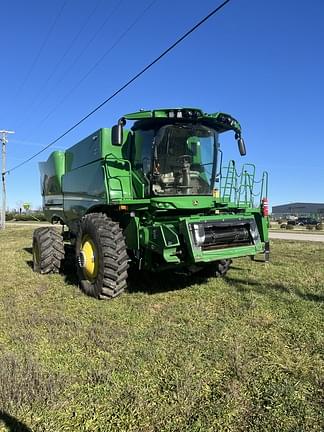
33 108 269 299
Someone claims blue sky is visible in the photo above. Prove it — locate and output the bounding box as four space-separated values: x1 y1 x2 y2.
1 0 323 209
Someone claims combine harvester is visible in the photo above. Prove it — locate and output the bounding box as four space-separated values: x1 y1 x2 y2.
33 108 269 299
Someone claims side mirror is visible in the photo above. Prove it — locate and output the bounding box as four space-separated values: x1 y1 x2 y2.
111 124 123 146
112 118 126 146
237 137 246 156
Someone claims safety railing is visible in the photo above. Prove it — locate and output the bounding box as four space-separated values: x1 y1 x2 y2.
220 160 268 207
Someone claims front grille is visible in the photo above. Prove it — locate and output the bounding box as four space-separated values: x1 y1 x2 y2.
202 224 251 250
190 219 258 251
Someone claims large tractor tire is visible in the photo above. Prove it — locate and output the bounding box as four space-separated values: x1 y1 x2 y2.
33 227 65 274
75 213 129 300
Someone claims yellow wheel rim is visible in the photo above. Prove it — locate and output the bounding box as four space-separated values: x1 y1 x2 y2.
80 235 98 281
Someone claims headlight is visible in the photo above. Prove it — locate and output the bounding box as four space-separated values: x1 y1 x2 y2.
191 223 205 247
249 221 261 243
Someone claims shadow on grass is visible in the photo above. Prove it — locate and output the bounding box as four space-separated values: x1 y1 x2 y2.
127 268 210 295
24 245 208 294
62 245 79 285
0 411 31 432
23 247 33 270
24 244 322 300
65 246 215 294
226 276 324 303
24 245 79 285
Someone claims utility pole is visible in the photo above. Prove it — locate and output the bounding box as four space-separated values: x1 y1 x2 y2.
0 130 15 230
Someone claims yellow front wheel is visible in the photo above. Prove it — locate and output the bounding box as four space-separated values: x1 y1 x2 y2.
76 213 129 300
79 235 98 281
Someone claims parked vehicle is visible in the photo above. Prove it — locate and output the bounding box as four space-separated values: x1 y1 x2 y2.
297 217 319 226
33 107 269 300
287 217 319 226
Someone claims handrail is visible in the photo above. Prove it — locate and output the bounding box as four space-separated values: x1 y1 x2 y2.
220 161 268 207
260 171 269 200
104 153 132 173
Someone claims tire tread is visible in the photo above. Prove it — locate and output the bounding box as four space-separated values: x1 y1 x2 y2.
33 227 65 274
76 213 129 300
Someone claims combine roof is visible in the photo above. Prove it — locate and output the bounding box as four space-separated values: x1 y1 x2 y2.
123 108 242 134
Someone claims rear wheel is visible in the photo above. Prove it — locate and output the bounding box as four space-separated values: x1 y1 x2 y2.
32 227 65 274
75 213 129 299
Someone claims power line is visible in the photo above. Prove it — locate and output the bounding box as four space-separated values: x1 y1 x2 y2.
50 0 124 89
14 0 69 100
6 0 231 175
16 0 122 132
22 0 123 131
15 0 152 147
32 0 157 130
15 0 103 131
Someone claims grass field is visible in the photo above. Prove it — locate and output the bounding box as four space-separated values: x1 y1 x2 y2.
0 226 323 432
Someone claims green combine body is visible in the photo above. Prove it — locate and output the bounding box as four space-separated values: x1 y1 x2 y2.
33 108 269 299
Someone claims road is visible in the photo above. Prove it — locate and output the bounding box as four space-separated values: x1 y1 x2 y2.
269 232 324 242
6 222 52 228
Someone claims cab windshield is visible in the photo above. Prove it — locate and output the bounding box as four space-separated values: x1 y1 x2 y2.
152 124 218 196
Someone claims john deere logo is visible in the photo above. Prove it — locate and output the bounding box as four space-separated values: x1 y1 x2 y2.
192 200 199 206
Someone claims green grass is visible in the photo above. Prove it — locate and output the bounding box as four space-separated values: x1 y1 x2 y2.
0 226 323 432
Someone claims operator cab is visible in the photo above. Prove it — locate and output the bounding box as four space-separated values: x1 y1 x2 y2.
134 123 218 196
111 108 246 198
